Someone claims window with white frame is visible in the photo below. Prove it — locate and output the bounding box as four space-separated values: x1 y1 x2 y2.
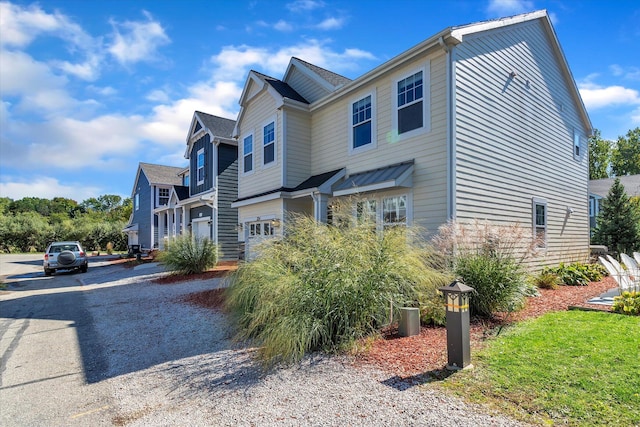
532 198 547 248
249 221 274 237
197 148 205 184
356 199 377 224
396 70 424 135
243 134 253 173
158 188 169 206
351 94 373 150
263 122 275 165
134 193 139 211
183 173 190 187
589 198 595 217
573 129 581 159
383 195 407 228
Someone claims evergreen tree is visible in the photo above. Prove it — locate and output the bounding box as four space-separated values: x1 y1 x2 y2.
592 178 640 254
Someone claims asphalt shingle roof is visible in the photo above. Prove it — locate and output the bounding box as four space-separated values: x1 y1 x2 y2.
194 111 236 138
253 71 309 104
589 175 640 198
291 57 352 88
139 163 183 186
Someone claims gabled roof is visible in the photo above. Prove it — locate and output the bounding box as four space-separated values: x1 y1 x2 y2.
173 185 190 201
251 71 309 103
284 57 351 90
139 162 183 186
185 111 237 158
589 175 640 198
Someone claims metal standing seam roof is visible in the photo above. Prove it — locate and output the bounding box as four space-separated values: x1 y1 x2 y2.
589 175 640 198
194 111 236 138
139 163 183 186
333 161 415 193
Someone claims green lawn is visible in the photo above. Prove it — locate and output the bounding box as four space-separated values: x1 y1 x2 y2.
442 311 640 426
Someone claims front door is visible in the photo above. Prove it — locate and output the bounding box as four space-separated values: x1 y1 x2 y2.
192 219 211 240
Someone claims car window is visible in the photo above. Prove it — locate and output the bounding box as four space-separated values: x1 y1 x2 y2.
52 246 62 253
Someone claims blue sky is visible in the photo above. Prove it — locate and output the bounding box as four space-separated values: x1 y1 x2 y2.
1 0 639 202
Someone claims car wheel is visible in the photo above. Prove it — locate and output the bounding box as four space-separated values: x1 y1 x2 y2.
81 264 88 273
58 250 77 266
44 268 53 276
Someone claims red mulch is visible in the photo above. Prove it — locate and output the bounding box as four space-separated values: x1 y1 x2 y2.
356 277 618 377
179 275 619 378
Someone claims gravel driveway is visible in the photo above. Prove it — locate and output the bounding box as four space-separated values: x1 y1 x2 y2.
2 261 528 426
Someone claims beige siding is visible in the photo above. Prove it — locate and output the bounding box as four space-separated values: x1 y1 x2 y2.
237 199 284 241
285 198 313 216
284 109 312 187
287 67 330 103
237 92 283 198
309 51 450 234
453 20 590 268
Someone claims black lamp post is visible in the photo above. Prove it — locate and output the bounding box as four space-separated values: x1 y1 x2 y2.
439 279 474 370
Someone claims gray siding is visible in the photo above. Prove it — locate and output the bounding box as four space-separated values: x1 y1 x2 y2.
132 171 153 250
217 143 239 260
453 20 590 268
190 133 214 195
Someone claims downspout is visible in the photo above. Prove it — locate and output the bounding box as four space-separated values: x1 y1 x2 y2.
439 36 456 221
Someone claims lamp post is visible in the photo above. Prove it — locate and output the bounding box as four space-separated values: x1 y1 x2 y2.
439 279 474 370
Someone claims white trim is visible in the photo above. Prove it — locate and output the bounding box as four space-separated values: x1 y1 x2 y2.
447 44 457 220
532 197 548 249
231 192 282 208
348 90 377 155
573 128 582 160
284 58 337 92
241 132 254 175
196 148 205 185
392 62 431 141
262 116 277 168
282 110 287 187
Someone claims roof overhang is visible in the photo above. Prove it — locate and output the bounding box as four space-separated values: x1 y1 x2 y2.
332 161 414 197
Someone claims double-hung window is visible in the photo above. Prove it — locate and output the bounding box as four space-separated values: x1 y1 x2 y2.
263 122 275 166
351 94 373 151
533 198 547 248
573 129 582 160
243 134 253 174
356 199 377 224
396 70 425 135
196 148 205 184
183 173 190 187
383 195 407 228
158 188 169 206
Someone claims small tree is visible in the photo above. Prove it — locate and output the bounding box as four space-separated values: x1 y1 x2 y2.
592 178 640 255
588 129 612 180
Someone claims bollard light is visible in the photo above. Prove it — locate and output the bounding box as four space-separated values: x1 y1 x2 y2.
439 279 474 370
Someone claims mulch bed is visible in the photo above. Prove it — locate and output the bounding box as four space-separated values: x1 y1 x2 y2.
180 275 619 378
152 261 238 284
356 277 618 377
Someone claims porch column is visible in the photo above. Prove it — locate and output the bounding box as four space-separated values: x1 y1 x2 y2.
314 193 329 223
157 212 165 249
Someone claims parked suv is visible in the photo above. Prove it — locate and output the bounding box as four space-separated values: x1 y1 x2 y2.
43 241 88 276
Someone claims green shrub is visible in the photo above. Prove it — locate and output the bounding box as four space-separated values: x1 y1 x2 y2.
534 272 561 289
433 220 536 318
542 262 606 286
225 215 450 367
158 235 218 275
612 291 640 315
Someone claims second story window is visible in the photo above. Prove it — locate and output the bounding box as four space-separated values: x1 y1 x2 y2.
352 95 373 150
243 134 253 174
397 70 424 135
158 188 169 206
197 148 205 184
183 173 190 187
573 129 582 160
134 193 139 211
263 122 275 165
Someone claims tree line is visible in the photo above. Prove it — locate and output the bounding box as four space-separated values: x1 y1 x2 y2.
0 195 132 253
588 127 640 254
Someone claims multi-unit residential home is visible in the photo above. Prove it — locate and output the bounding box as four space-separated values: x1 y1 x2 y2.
124 162 185 251
231 10 592 268
152 111 239 260
589 174 640 230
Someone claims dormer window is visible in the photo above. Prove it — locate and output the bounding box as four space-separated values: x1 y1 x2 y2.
197 148 205 184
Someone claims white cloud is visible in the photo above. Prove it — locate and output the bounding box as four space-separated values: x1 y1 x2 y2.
146 89 170 103
609 64 640 81
286 0 325 13
486 0 534 16
107 11 170 65
578 82 640 110
0 176 102 201
316 17 345 30
274 20 294 32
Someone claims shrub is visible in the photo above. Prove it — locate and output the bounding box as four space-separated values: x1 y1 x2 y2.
106 241 114 255
534 272 561 289
542 262 606 286
158 235 218 275
225 215 450 367
433 220 536 318
612 291 640 315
